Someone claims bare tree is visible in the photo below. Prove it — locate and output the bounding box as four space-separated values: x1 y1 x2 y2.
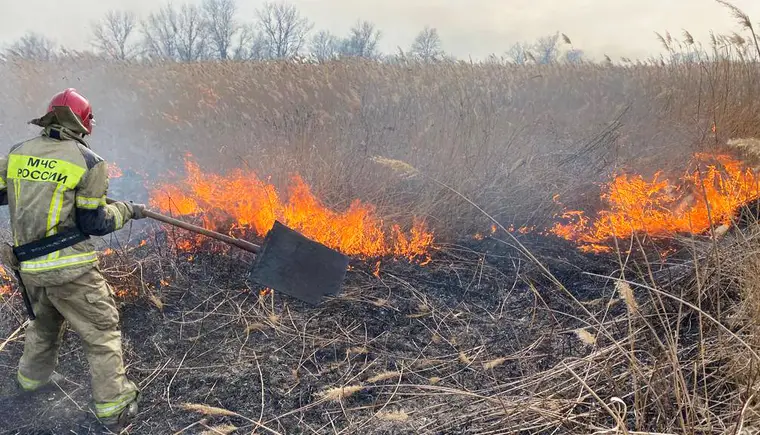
142 3 209 62
310 30 338 61
142 5 179 60
7 32 56 60
203 0 237 60
339 20 381 58
231 24 255 60
506 42 529 65
175 4 208 61
255 2 313 58
410 26 444 61
91 10 138 60
227 25 270 61
534 32 560 64
249 32 271 60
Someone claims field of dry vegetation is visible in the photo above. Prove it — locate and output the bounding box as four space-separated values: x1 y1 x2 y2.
3 13 760 435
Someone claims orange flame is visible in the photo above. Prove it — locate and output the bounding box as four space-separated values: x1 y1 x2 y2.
107 163 123 178
518 226 534 234
149 157 434 261
373 261 381 278
550 153 760 253
0 267 13 296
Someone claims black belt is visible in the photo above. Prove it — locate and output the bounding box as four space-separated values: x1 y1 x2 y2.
13 228 90 262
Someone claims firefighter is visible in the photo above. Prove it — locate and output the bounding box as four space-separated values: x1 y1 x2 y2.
0 88 146 431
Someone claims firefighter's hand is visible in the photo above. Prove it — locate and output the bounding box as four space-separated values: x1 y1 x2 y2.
130 202 147 220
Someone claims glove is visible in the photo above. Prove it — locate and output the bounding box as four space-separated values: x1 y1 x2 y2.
130 202 147 220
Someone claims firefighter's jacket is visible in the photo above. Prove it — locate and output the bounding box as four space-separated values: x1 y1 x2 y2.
0 124 134 288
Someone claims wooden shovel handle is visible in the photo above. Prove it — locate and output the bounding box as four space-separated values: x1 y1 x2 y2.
105 197 261 254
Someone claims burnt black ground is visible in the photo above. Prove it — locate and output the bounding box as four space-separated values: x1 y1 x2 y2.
0 234 616 435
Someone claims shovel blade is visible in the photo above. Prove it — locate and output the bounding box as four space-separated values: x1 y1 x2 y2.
249 221 349 305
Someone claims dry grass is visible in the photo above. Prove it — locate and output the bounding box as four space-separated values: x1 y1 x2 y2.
458 351 473 365
148 293 164 311
346 346 369 356
615 280 638 314
483 357 507 370
366 371 401 383
244 322 268 333
180 403 238 417
376 410 409 422
574 328 597 346
318 385 365 402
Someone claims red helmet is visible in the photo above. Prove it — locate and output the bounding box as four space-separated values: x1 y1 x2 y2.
47 88 93 134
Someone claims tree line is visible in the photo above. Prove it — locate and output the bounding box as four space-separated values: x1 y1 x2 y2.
3 0 584 64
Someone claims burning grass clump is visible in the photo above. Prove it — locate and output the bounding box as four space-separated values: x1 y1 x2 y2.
148 155 435 263
550 152 760 254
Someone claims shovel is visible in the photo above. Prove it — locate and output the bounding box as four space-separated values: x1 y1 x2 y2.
106 198 350 305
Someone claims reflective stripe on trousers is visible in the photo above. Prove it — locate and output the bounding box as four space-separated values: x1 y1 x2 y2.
17 370 44 391
20 252 98 272
94 391 138 417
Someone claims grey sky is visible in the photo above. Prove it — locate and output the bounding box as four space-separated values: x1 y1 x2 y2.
0 0 759 60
